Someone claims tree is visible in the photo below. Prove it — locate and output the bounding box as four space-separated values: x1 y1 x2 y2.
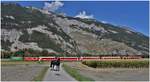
28 48 34 54
41 50 49 56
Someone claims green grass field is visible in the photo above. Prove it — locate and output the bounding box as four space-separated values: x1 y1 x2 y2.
62 63 94 81
32 67 49 81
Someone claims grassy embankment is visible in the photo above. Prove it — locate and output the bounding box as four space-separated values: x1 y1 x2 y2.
62 63 94 81
32 66 49 81
1 60 50 65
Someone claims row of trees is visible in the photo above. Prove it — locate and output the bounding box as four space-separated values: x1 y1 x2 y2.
1 48 83 59
1 48 149 59
1 48 57 59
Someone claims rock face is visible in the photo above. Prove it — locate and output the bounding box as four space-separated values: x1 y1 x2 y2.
1 3 149 56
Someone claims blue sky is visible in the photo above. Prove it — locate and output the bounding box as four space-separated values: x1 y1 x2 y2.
3 1 149 36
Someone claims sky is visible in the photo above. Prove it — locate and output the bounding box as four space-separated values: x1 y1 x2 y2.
2 1 149 36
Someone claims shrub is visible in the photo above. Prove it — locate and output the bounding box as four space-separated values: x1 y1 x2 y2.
82 61 97 68
1 51 13 58
41 50 49 56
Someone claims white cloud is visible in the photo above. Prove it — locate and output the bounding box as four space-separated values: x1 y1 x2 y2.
75 11 94 19
43 1 64 12
101 21 108 24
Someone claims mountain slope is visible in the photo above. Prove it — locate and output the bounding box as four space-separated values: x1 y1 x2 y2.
1 3 149 56
53 14 149 56
1 3 79 55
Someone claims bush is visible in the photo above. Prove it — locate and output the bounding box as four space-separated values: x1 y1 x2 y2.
82 60 149 68
82 61 97 68
1 51 13 58
41 50 49 56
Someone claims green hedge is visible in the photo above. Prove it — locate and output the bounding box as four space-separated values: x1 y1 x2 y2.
82 60 149 68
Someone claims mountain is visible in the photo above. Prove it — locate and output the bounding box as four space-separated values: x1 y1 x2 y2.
1 3 149 56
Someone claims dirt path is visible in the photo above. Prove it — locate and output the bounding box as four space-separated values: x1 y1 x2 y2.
43 64 77 81
65 62 149 81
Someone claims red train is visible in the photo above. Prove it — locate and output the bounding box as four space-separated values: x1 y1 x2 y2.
24 55 142 61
